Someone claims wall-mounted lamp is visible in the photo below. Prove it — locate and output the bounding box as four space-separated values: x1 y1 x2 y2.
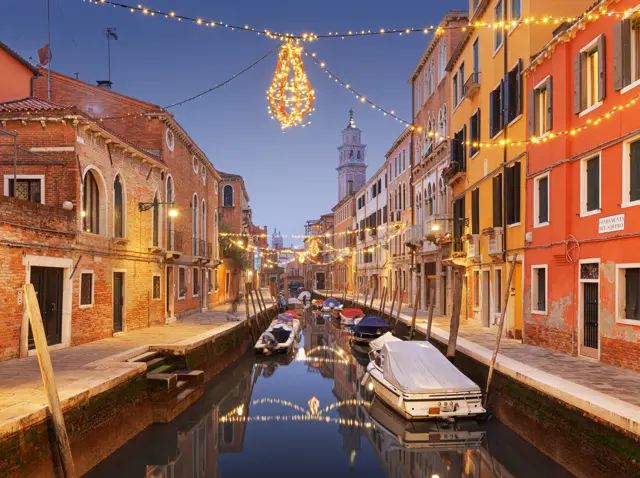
138 200 178 217
431 217 469 232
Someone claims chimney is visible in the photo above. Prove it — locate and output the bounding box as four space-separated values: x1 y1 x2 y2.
96 80 112 90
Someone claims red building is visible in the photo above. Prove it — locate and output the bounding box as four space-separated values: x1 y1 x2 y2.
524 0 640 371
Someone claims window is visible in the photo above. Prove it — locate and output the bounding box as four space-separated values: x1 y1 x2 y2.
166 176 175 250
473 270 480 309
166 128 175 151
6 177 42 203
531 265 548 314
624 138 640 205
202 164 206 182
415 135 422 159
80 272 94 307
438 106 447 142
471 188 480 234
193 268 200 296
152 192 160 247
535 174 549 226
510 0 521 22
402 150 406 171
453 73 459 107
473 38 480 74
193 156 199 174
614 16 640 90
152 275 161 299
192 194 198 255
469 109 481 157
214 210 219 260
505 60 522 123
222 185 234 207
438 39 447 83
178 267 186 299
114 175 124 238
582 155 600 214
83 169 102 234
202 200 206 246
492 173 503 227
489 82 504 138
494 1 503 50
458 63 465 103
575 36 605 113
208 269 213 294
451 126 467 171
504 162 521 225
617 265 640 324
425 116 435 155
530 77 552 137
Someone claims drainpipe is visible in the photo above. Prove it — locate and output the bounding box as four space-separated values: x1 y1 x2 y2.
502 0 510 335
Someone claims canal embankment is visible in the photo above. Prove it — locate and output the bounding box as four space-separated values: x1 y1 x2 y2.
0 293 276 477
316 291 640 478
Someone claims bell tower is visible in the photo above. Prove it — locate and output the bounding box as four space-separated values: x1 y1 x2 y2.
337 110 367 201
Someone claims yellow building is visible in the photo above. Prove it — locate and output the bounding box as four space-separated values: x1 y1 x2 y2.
446 0 592 337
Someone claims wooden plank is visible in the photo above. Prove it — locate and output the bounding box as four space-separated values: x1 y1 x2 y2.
23 284 77 478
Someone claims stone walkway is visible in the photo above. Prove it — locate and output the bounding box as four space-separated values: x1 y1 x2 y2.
318 291 640 437
0 294 273 438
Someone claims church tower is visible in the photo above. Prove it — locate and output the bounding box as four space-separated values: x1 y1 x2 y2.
337 110 367 202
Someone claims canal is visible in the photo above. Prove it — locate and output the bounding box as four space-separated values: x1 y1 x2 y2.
87 310 573 477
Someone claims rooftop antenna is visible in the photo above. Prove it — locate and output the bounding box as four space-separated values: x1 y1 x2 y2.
106 27 118 84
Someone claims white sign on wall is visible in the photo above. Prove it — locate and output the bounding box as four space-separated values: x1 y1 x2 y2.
598 214 625 234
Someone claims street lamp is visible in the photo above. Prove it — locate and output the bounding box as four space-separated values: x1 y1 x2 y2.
138 200 178 217
431 216 469 232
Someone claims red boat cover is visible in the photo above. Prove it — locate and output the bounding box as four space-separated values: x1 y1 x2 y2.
341 308 364 319
284 310 301 319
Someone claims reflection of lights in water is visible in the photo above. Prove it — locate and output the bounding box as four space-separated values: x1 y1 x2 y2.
295 347 307 361
368 382 374 391
432 475 440 478
321 399 371 414
350 450 356 467
219 414 375 429
308 396 320 416
237 404 244 416
296 356 349 365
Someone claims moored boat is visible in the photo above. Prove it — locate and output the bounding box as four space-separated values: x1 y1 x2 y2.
364 341 486 420
254 324 295 355
322 297 343 312
271 313 301 336
350 316 392 344
339 308 364 325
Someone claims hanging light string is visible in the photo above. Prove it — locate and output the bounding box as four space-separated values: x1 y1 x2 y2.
219 222 407 239
302 46 412 127
83 0 626 41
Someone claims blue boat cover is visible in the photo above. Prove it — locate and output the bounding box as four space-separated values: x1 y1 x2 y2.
323 298 341 309
353 316 391 333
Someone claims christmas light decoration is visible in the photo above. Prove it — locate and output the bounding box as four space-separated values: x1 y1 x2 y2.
308 238 320 257
268 40 315 129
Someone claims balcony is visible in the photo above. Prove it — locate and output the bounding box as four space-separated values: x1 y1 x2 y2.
467 234 480 262
166 230 183 259
443 160 466 184
464 72 481 99
405 225 424 246
488 227 504 256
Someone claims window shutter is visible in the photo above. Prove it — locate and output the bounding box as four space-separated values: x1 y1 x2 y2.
513 161 521 223
493 174 503 227
489 90 495 136
472 188 480 234
546 76 553 131
499 79 505 128
598 34 606 102
505 166 514 224
613 20 631 91
504 70 511 127
630 141 640 202
574 53 583 114
462 124 468 170
527 89 536 137
537 269 546 312
625 268 639 321
586 157 600 211
516 59 523 116
450 139 457 163
539 176 549 224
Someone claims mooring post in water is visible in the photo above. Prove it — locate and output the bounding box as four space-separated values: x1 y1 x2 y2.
257 287 269 319
23 284 77 478
388 286 398 326
484 254 518 408
425 287 436 341
447 270 464 361
362 287 368 313
379 286 387 317
368 286 377 314
342 282 347 303
409 282 421 340
244 284 255 340
253 284 265 326
284 275 289 311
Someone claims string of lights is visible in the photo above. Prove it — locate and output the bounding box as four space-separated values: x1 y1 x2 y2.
219 222 407 239
219 414 375 429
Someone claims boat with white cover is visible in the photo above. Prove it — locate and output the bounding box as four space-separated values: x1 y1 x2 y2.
270 313 301 336
364 341 485 420
339 308 364 325
322 297 343 312
254 313 300 355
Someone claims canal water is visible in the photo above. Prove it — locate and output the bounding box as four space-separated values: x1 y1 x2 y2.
87 311 573 478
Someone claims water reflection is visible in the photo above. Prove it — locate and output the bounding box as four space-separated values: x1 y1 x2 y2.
88 310 571 478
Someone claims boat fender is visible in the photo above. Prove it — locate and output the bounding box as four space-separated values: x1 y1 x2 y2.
397 395 403 408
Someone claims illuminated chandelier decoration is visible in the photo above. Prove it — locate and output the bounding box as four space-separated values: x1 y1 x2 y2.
268 40 315 129
308 239 320 257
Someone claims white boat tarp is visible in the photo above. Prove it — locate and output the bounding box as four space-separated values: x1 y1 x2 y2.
369 332 401 351
381 341 481 394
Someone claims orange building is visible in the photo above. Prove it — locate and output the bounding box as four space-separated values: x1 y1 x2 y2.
524 0 640 371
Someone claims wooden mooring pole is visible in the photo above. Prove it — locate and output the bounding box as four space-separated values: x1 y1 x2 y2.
379 286 388 317
368 286 377 314
446 270 464 361
484 254 518 408
409 282 421 340
253 284 266 327
244 284 255 341
425 287 436 341
23 284 77 478
362 287 369 313
388 286 398 326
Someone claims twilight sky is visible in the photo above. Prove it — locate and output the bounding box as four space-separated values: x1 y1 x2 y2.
2 0 465 243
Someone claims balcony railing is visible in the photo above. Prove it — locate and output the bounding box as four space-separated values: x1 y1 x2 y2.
452 237 466 254
443 160 466 184
488 227 504 256
167 230 183 253
464 72 481 99
405 225 424 246
467 234 480 262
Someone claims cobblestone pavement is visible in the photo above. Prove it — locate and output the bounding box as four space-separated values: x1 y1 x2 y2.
0 294 274 437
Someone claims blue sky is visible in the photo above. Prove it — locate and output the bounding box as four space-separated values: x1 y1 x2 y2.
2 0 465 242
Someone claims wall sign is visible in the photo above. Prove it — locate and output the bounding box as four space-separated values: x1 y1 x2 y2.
254 247 262 270
598 214 624 234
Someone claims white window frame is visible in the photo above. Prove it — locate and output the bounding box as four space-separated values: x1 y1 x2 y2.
3 174 46 204
152 273 162 300
452 72 459 110
615 263 640 326
580 153 602 217
192 156 199 174
494 0 504 54
578 258 600 360
166 128 175 152
579 37 603 116
178 266 187 300
534 172 550 228
192 266 200 297
622 134 640 208
78 270 95 309
530 264 548 315
533 75 552 138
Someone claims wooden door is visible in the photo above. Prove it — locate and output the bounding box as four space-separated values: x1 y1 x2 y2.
113 272 124 333
29 266 63 348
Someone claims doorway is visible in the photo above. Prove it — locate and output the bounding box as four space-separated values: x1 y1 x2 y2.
482 270 491 327
166 266 174 319
201 269 207 311
225 271 231 302
579 261 600 359
113 272 125 333
29 266 63 348
316 272 326 290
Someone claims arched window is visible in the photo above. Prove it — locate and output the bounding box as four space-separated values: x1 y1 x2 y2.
214 209 219 260
223 185 234 207
438 105 447 142
357 150 361 160
114 174 124 238
439 177 447 215
152 192 160 247
166 175 175 250
201 199 206 246
350 149 354 159
438 39 447 83
83 169 104 234
192 193 198 255
416 135 422 159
